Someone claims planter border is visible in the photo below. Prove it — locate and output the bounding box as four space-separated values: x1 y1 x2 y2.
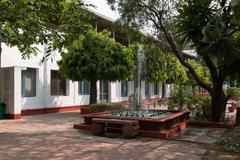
74 121 188 139
188 119 234 129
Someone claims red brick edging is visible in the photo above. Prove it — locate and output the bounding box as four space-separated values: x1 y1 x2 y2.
5 114 21 120
188 120 234 129
73 121 188 139
5 105 88 120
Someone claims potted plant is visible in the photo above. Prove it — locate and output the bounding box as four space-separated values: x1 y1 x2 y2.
229 105 235 112
199 96 211 119
226 87 240 112
228 101 238 112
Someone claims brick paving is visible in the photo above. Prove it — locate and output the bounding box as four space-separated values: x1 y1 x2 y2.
0 111 239 160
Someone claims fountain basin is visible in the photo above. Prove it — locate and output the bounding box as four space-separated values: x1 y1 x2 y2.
74 109 190 138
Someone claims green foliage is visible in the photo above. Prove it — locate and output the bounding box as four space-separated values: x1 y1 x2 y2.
226 87 240 100
58 30 135 82
197 96 212 119
0 0 92 58
186 60 211 86
176 0 240 121
168 85 193 110
231 0 240 26
107 0 240 122
143 43 211 86
89 102 125 112
177 0 240 75
144 44 189 84
219 137 240 153
168 85 212 119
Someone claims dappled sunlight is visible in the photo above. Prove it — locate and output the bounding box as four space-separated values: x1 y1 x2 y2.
0 111 239 159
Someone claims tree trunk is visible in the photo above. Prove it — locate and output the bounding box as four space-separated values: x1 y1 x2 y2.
90 80 97 105
0 43 2 101
162 83 166 98
210 81 227 122
192 85 196 96
0 42 2 68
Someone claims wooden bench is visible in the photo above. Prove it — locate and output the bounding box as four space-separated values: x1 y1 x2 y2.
91 118 139 138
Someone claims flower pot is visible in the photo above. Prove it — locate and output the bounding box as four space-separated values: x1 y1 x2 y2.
232 102 238 107
229 106 235 113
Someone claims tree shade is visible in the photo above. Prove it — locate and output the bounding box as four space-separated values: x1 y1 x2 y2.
107 0 240 122
58 30 135 104
0 0 92 58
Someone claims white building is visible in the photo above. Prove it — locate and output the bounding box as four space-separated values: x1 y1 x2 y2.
0 11 171 119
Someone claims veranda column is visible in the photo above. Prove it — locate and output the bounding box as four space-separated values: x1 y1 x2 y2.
12 66 22 119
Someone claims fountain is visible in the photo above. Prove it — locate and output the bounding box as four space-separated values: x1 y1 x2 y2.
74 44 190 138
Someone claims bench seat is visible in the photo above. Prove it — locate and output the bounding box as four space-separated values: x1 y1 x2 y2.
91 118 139 138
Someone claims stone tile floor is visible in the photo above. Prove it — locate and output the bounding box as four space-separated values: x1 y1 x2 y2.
0 111 239 160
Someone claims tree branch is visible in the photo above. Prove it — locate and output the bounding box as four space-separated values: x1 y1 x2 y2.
161 27 212 93
136 1 213 93
202 55 218 82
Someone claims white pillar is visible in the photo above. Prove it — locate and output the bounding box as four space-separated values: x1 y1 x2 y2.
42 44 49 108
13 66 22 115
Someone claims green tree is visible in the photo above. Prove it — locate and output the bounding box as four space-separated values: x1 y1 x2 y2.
144 44 188 84
107 0 240 122
185 60 211 86
0 0 91 60
58 30 135 104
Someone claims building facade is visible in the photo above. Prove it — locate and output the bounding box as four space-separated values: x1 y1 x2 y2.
0 11 171 119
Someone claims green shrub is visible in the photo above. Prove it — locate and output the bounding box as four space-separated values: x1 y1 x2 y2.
226 87 240 100
199 96 211 119
89 102 125 112
168 85 193 110
219 137 240 153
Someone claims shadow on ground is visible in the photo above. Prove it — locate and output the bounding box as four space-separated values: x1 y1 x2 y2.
0 111 239 160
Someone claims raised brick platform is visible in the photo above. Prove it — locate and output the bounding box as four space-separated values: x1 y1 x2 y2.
74 121 188 138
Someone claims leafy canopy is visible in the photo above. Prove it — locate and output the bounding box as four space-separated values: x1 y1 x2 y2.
177 0 240 78
0 0 92 58
58 30 135 82
107 0 240 122
107 0 240 91
143 44 188 84
143 43 211 85
186 59 211 86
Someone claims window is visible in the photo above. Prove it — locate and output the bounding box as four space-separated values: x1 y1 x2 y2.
154 83 159 95
121 81 128 97
79 81 90 95
21 68 36 97
100 81 108 101
51 70 66 96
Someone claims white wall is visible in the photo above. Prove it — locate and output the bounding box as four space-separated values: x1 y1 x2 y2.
1 44 167 113
1 44 91 111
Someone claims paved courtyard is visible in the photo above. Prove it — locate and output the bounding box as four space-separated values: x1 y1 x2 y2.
0 111 239 160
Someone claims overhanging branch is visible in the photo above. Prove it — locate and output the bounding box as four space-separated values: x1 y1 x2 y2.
162 28 212 93
203 55 218 82
130 1 213 93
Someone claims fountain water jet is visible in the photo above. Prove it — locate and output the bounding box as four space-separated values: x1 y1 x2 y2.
74 45 190 138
